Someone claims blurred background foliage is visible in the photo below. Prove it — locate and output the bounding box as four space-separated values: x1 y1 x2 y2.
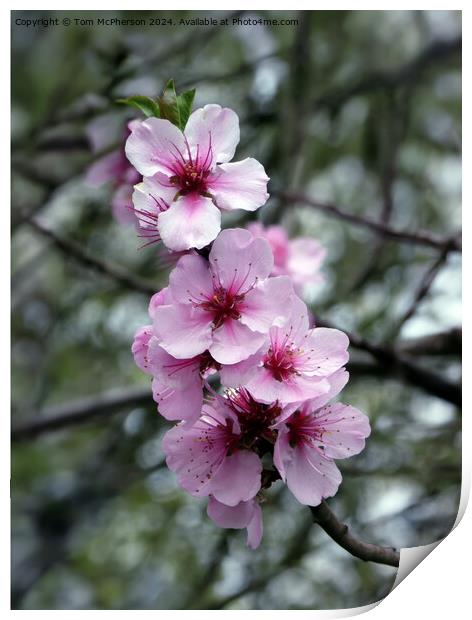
11 9 461 610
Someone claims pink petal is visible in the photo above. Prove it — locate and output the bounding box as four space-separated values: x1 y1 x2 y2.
210 318 267 365
148 287 173 320
185 104 239 164
207 496 255 528
111 185 137 226
303 328 350 376
209 158 269 212
246 502 263 549
168 253 213 305
153 304 212 359
285 444 342 506
152 377 203 425
132 173 177 225
125 117 186 177
287 238 326 289
147 339 201 389
131 325 153 374
315 403 371 460
158 193 221 251
219 349 264 387
209 228 273 294
240 276 294 333
85 150 127 186
245 367 330 405
209 450 262 506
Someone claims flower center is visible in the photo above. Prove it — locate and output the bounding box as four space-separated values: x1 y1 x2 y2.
172 161 210 194
263 346 298 382
199 287 244 329
226 389 280 450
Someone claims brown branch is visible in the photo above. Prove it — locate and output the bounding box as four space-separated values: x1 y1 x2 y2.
396 328 461 357
11 386 151 441
396 245 451 329
28 219 156 296
310 501 400 567
319 319 461 407
273 189 461 253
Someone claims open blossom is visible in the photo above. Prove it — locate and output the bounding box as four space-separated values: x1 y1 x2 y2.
207 496 263 550
220 296 349 404
153 229 294 364
162 399 263 506
86 119 141 225
125 104 269 251
247 223 326 296
274 369 371 506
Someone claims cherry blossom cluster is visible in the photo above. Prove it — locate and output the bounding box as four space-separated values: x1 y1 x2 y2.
101 97 371 549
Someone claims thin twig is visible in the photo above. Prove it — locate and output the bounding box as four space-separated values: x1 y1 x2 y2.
11 386 152 441
28 219 156 296
273 189 461 253
310 501 400 567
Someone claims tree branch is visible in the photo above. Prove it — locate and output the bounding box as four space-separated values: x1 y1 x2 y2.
273 189 461 253
11 386 151 441
396 328 461 357
28 219 156 296
310 501 400 567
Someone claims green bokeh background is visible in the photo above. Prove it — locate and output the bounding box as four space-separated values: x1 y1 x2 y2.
11 10 461 610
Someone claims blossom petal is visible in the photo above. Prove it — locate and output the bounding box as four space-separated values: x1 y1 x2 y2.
315 403 371 460
210 319 267 365
131 325 153 374
209 158 269 212
207 496 255 529
133 173 177 223
148 287 173 320
285 444 342 506
111 185 137 226
168 253 213 305
147 338 201 389
287 237 326 290
303 328 350 376
185 104 239 164
153 304 212 359
158 193 221 251
240 276 294 333
152 377 203 425
245 367 330 405
86 150 127 186
209 450 262 506
209 228 273 294
125 117 186 177
219 349 264 387
246 503 263 549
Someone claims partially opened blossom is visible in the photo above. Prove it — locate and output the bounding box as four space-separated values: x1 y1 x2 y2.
86 119 141 225
153 229 294 364
207 496 263 550
220 296 349 404
247 223 326 296
273 369 371 506
125 104 269 250
162 400 262 506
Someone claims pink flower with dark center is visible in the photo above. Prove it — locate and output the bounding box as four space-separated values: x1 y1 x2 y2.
125 104 269 251
247 223 326 296
273 369 371 506
207 496 263 549
220 296 349 404
162 399 262 506
154 229 294 364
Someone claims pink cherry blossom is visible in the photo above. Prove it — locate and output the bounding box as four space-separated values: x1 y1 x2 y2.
125 105 269 251
153 229 294 364
220 296 349 404
162 400 262 506
207 496 263 549
247 223 326 296
273 369 371 506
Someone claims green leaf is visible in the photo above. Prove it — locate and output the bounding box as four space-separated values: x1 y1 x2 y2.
158 80 196 130
116 95 161 118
